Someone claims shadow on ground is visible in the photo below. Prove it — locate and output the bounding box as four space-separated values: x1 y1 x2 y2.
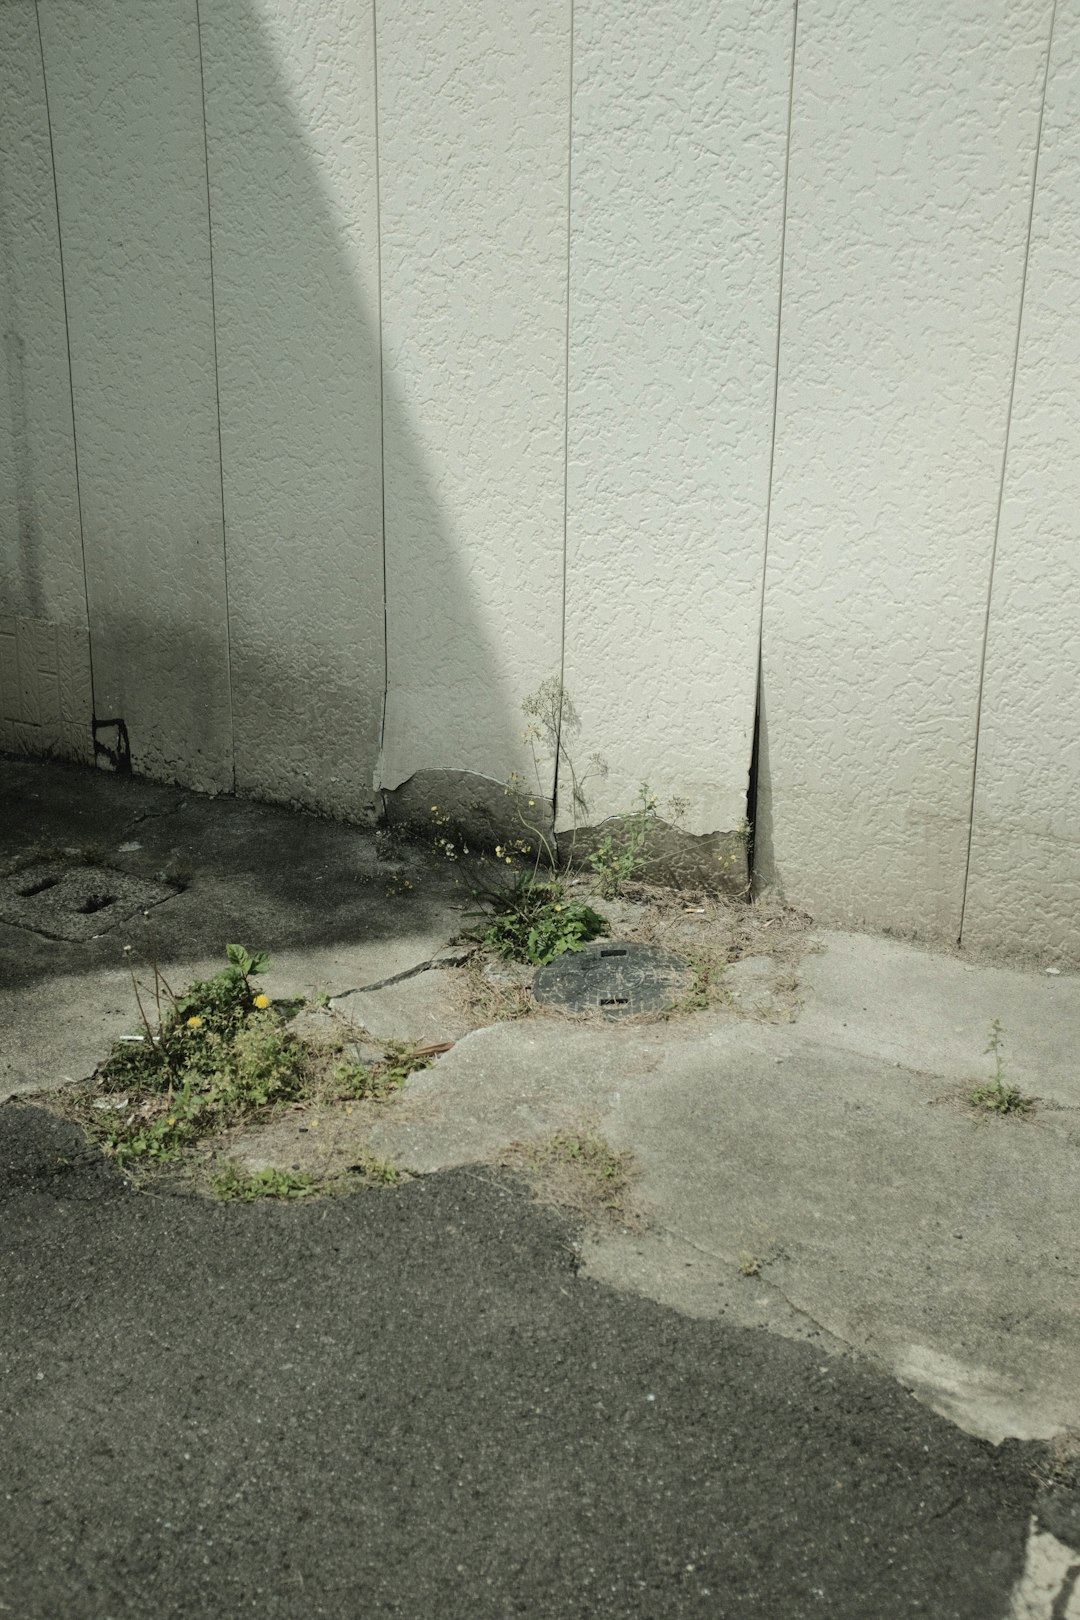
0 1100 1038 1620
0 756 463 974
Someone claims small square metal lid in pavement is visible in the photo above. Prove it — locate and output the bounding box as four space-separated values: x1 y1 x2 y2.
0 862 177 942
531 940 690 1018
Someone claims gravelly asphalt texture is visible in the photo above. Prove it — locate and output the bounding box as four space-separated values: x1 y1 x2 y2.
1 1102 1036 1620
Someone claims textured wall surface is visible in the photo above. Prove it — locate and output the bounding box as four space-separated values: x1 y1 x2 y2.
0 615 92 763
0 11 87 644
963 5 1080 963
201 0 384 820
2 0 1078 962
376 0 569 803
563 0 791 839
38 0 233 792
756 0 1055 943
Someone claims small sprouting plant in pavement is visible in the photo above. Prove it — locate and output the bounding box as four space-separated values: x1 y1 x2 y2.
968 1020 1034 1116
347 1149 401 1186
333 1042 433 1101
212 1164 315 1201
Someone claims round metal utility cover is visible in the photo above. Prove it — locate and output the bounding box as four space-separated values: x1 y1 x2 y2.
532 941 689 1018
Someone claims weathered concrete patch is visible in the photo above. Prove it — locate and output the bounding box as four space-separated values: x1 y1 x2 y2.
370 1016 1080 1443
797 930 1080 1107
0 861 176 941
332 965 478 1045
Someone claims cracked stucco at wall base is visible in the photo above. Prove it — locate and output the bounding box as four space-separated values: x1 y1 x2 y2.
381 770 555 860
2 1 1078 965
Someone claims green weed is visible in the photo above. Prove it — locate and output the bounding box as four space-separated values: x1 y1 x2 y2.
212 1164 315 1201
968 1020 1035 1116
332 1041 434 1102
86 946 306 1166
588 783 658 899
348 1149 401 1185
472 875 608 966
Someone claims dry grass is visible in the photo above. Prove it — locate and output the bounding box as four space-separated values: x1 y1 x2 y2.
498 1123 643 1230
1031 1431 1080 1493
455 955 533 1025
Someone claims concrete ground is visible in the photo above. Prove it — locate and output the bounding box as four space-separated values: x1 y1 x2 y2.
3 756 1080 1617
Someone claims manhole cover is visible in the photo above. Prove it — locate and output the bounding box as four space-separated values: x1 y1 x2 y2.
0 863 178 942
532 941 689 1018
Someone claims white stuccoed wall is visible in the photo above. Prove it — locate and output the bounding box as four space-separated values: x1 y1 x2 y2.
38 0 233 791
756 0 1055 943
376 0 569 805
1 0 1078 962
0 8 91 761
563 0 792 839
962 4 1080 962
200 0 385 820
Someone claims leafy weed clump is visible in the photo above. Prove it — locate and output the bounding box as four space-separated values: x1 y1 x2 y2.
88 945 308 1167
212 1164 315 1201
472 873 608 967
332 1042 433 1102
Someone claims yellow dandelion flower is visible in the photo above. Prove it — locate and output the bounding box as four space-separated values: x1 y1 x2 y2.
253 992 270 1010
186 1015 203 1029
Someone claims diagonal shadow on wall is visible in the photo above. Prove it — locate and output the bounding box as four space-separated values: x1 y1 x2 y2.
0 0 553 987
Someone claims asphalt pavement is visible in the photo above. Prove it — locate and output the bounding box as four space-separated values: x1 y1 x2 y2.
1 1100 1039 1620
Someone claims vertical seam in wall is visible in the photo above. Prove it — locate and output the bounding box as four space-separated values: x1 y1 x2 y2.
373 0 390 802
34 1 97 725
749 0 799 834
958 0 1057 945
553 0 574 828
194 0 236 791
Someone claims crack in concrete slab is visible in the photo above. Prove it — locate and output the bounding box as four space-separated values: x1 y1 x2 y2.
330 944 475 999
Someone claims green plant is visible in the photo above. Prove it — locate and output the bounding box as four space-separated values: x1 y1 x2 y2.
172 943 270 1031
738 1251 762 1277
518 678 609 866
333 1059 380 1099
587 783 659 899
471 874 608 966
94 1088 202 1167
380 1042 435 1087
968 1020 1034 1116
85 946 308 1166
332 1058 401 1101
669 952 721 1014
332 1042 433 1101
349 1149 400 1185
212 1164 316 1201
213 1164 309 1200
